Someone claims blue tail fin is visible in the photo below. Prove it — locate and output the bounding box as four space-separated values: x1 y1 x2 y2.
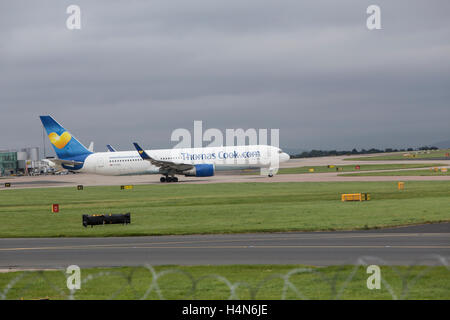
40 115 92 160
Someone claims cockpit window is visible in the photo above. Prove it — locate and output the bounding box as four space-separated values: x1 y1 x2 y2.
278 150 283 154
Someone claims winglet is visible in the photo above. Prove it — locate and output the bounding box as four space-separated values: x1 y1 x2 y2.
106 144 116 152
133 142 151 160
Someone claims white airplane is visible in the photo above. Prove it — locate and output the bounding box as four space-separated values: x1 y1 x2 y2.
40 115 290 183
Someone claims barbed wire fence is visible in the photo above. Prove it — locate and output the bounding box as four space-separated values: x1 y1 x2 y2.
1 255 448 300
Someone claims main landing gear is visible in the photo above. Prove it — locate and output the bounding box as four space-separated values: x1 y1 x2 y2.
160 176 179 183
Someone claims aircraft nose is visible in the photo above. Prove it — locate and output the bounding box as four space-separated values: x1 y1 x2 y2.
280 152 290 162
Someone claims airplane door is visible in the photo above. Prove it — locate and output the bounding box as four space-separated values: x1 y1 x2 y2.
96 157 105 173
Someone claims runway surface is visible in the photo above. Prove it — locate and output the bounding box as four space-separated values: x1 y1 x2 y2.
1 156 449 189
1 223 448 269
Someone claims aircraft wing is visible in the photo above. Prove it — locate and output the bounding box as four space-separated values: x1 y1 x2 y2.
133 142 194 172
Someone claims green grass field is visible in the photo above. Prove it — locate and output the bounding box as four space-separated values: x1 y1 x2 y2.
1 264 448 300
341 169 450 177
276 163 444 174
0 181 449 237
345 149 450 161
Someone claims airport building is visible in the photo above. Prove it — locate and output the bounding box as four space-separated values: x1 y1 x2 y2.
0 147 48 176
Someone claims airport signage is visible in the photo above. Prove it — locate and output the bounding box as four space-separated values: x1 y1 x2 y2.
82 213 131 227
52 204 60 213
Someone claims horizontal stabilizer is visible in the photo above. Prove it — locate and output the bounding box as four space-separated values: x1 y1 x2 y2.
49 158 84 167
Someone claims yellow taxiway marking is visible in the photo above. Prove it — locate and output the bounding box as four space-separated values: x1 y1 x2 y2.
0 232 449 251
1 232 449 251
0 232 448 251
0 245 449 251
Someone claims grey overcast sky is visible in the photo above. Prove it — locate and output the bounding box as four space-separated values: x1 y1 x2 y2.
1 0 449 155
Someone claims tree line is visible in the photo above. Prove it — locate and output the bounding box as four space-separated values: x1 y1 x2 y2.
291 146 439 158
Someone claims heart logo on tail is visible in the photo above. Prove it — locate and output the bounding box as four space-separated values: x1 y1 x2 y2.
48 132 72 149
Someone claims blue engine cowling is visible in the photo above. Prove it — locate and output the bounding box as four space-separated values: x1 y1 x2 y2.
184 164 215 177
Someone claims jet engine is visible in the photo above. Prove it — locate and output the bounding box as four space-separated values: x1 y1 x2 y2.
184 164 215 177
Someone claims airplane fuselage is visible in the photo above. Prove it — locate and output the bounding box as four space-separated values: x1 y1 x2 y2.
75 145 289 176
